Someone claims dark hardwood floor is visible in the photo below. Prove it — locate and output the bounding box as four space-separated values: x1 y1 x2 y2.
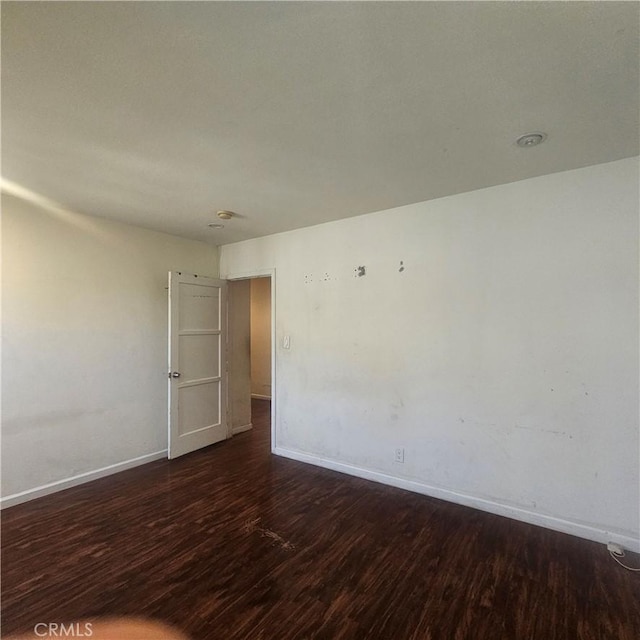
2 399 639 640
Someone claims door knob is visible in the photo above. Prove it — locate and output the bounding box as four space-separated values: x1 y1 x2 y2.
170 371 181 378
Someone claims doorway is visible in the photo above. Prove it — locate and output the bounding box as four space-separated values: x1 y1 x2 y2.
249 277 272 402
227 272 274 450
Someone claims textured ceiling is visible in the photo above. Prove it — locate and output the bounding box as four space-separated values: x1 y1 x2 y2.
2 1 638 245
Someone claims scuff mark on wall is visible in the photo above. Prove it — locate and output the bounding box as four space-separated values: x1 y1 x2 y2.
355 266 366 277
513 424 572 438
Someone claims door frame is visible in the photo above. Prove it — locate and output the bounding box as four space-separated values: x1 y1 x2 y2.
225 268 276 453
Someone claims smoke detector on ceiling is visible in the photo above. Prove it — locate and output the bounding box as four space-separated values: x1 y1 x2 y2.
516 132 547 148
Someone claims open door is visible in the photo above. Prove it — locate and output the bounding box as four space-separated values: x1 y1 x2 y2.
168 271 227 459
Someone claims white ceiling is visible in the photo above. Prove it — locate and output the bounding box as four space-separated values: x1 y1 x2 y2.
2 1 638 245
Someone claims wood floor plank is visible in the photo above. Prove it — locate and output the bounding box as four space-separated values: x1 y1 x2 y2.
2 399 639 639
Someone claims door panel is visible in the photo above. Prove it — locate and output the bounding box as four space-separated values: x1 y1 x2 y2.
178 283 221 331
178 333 220 381
178 382 221 435
169 272 227 459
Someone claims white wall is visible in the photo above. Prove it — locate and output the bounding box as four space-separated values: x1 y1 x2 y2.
221 157 639 549
228 279 252 432
250 277 272 398
1 194 218 503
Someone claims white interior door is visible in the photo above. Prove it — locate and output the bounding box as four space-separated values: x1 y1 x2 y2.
168 272 227 459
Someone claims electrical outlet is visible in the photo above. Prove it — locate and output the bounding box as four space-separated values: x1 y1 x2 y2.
394 447 405 463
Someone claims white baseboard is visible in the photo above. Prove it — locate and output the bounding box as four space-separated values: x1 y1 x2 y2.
251 394 271 400
274 446 640 553
232 422 253 435
0 450 167 509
